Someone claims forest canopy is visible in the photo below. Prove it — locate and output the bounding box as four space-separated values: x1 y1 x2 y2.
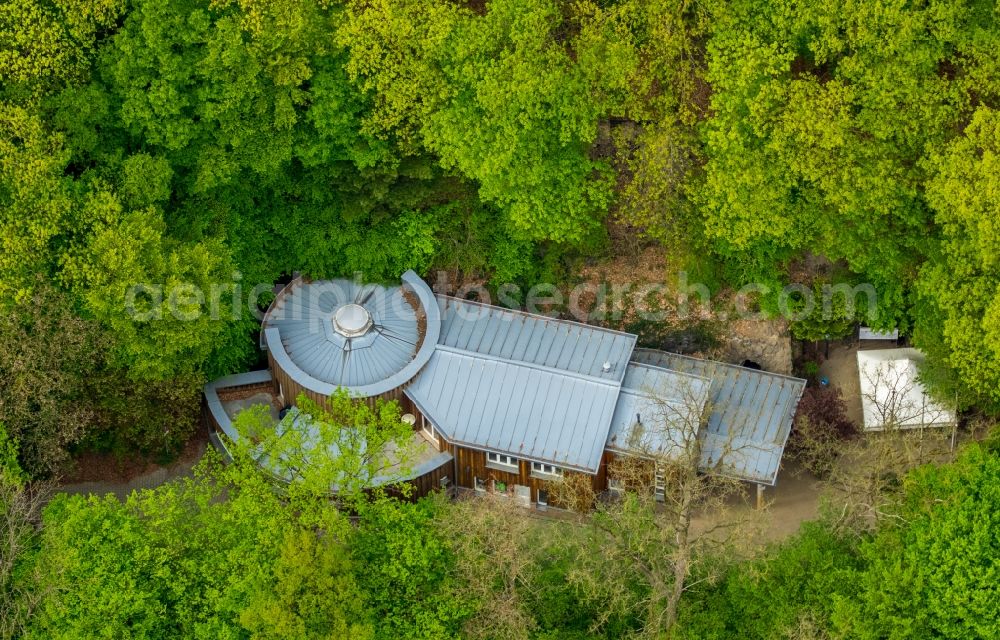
1 0 999 471
3 2 1000 638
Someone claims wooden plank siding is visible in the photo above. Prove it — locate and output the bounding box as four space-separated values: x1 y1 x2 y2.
440 444 613 506
259 366 617 506
411 428 609 505
399 390 616 505
268 350 408 409
389 456 452 502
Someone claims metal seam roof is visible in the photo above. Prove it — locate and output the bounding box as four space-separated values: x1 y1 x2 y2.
405 346 622 473
436 295 637 382
605 363 712 458
630 348 806 485
263 271 440 398
403 299 639 472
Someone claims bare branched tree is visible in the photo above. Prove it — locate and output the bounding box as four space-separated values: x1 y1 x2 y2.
0 476 51 639
823 356 957 532
821 429 951 533
434 493 547 640
859 357 945 431
553 375 763 637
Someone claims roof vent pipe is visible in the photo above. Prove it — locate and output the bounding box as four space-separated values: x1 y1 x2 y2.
602 361 612 373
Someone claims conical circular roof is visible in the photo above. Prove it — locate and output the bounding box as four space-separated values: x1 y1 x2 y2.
262 272 440 396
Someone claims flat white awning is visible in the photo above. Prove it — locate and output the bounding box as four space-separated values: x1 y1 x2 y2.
857 348 956 431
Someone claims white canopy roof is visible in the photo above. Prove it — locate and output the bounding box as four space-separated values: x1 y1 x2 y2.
856 348 956 431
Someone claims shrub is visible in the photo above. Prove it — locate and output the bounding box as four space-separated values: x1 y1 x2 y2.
789 386 858 477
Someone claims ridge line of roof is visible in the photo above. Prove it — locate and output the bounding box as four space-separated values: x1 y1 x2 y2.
434 343 626 387
437 294 640 340
632 348 807 385
624 360 714 385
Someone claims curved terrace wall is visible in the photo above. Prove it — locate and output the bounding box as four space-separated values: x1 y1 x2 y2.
203 369 453 499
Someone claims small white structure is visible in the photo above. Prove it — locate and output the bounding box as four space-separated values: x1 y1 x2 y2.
857 348 956 431
859 326 899 341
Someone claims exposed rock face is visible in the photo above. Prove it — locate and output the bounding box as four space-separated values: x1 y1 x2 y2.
713 318 794 375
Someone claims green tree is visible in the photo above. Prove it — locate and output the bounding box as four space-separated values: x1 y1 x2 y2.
62 191 236 382
25 452 367 639
917 106 1000 410
0 284 106 475
699 0 1000 325
676 522 861 639
241 529 373 640
0 0 123 101
351 495 470 639
341 0 621 245
786 280 869 343
835 445 1000 639
0 279 203 476
0 109 222 457
0 455 49 640
0 104 71 303
231 391 418 508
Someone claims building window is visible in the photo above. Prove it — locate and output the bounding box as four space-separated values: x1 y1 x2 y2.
486 452 518 471
474 476 486 492
531 461 564 479
420 414 438 443
537 489 549 506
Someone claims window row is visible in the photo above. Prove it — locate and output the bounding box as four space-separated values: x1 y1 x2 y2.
486 451 518 468
485 452 565 478
531 461 563 478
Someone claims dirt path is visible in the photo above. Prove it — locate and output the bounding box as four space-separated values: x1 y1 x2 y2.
688 460 823 545
754 462 823 540
819 343 865 426
58 439 208 501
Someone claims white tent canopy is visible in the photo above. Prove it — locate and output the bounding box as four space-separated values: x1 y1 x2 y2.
856 348 956 431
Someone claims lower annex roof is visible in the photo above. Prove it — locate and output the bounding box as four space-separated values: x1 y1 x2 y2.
630 349 806 485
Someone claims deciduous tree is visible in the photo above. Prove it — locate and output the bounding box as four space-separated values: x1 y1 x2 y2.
917 106 1000 411
554 377 758 637
835 445 1000 639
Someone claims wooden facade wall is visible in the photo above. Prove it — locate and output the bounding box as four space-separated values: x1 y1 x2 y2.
200 396 216 434
267 351 407 409
440 445 613 503
393 456 453 501
262 361 618 506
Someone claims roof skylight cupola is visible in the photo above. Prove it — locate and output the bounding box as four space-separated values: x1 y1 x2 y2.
333 303 373 337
